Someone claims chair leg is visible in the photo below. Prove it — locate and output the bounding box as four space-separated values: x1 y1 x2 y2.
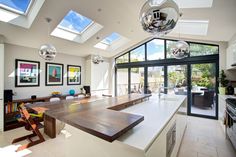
12 133 37 144
13 129 45 152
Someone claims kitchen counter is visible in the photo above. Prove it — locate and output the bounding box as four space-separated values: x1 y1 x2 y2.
117 94 187 151
64 94 187 157
219 94 236 100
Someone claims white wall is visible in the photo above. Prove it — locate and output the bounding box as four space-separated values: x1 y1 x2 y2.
85 56 111 95
0 43 4 131
4 43 86 100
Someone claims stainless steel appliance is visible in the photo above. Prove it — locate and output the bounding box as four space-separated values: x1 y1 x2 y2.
226 98 236 149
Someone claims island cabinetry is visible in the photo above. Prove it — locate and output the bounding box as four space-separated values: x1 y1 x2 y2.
146 99 187 157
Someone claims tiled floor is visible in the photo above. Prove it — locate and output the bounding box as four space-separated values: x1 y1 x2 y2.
0 117 235 157
178 117 236 157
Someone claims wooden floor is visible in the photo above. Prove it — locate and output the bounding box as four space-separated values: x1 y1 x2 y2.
178 117 236 157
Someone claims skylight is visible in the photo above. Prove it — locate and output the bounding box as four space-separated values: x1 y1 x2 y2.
172 20 209 36
0 0 32 15
58 10 93 34
94 33 129 52
173 0 213 8
51 10 103 43
101 33 121 45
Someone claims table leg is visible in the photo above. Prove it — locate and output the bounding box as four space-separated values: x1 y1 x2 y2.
44 114 56 138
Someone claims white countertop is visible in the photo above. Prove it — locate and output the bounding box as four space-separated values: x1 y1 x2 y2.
218 94 236 100
117 94 186 152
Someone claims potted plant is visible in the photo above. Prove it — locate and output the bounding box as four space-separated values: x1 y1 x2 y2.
218 70 229 95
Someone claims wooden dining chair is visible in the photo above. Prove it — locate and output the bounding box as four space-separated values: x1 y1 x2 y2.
12 103 45 152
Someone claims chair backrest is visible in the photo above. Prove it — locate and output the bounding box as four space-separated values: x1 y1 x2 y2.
66 96 74 100
17 104 36 131
50 97 61 102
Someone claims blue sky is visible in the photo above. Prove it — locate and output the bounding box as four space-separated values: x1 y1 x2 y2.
59 10 93 33
101 32 120 45
130 39 165 60
0 0 31 13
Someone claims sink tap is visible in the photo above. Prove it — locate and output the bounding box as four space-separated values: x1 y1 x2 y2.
158 86 173 99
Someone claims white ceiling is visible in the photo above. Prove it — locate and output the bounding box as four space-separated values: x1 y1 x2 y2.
0 0 235 58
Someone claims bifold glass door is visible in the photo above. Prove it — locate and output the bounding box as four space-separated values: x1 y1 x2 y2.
190 63 217 117
147 66 164 94
167 65 188 96
116 68 128 96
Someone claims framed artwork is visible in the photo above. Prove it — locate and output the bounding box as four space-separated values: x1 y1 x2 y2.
15 59 40 87
46 62 64 86
67 65 81 85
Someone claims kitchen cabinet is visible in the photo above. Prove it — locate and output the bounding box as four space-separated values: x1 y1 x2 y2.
226 42 236 70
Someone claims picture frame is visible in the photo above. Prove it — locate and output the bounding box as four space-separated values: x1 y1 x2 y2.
67 65 81 85
46 62 64 86
15 59 40 87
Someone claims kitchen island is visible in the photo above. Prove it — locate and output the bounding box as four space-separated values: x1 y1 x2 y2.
64 94 187 157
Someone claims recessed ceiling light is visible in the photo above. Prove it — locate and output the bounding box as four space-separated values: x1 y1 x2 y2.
172 20 209 36
173 0 213 8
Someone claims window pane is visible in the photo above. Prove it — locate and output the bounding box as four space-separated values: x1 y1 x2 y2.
116 53 129 64
131 67 144 94
147 39 164 60
166 40 178 59
0 0 31 13
148 66 164 94
130 45 145 62
59 10 93 34
117 69 128 96
190 43 218 56
167 65 187 95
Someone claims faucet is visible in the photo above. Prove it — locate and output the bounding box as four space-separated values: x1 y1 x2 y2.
158 86 173 99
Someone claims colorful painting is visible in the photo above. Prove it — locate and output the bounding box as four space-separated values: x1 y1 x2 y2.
15 59 40 87
67 65 81 85
46 63 63 86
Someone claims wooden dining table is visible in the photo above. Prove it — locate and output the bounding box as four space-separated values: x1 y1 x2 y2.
26 94 151 142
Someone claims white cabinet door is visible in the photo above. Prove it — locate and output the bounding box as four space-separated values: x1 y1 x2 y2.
226 47 232 69
0 44 4 131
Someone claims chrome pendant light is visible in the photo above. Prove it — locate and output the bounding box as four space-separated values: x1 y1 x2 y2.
92 54 104 64
170 12 190 59
170 40 189 59
39 18 57 61
139 0 180 36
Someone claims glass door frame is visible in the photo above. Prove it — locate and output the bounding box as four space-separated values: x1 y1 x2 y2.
115 54 219 120
187 60 219 120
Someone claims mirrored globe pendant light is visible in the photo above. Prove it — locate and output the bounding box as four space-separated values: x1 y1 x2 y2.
171 40 189 59
39 18 57 61
170 13 190 59
139 0 180 36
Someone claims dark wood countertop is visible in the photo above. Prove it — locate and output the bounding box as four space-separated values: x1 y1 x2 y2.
26 94 151 142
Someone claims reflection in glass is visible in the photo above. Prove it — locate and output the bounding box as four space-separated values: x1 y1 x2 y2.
190 43 218 56
117 69 128 96
191 63 216 117
167 65 187 95
147 39 165 60
116 53 129 64
130 67 144 94
130 45 145 62
166 40 178 58
148 66 164 94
